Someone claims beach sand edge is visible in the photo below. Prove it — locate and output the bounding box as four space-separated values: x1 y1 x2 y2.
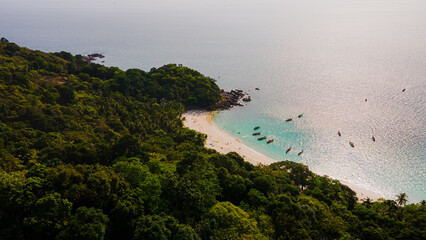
183 110 385 201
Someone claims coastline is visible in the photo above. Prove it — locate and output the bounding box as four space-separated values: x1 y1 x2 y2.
183 110 385 201
183 111 276 166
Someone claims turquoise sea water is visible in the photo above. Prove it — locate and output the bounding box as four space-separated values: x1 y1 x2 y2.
1 0 424 202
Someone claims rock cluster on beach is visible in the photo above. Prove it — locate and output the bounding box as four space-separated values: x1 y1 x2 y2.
83 53 105 63
209 89 247 110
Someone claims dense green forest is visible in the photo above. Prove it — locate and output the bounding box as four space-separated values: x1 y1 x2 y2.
0 39 424 240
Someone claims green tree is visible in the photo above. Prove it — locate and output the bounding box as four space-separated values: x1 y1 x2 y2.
133 214 176 240
58 207 108 240
208 201 263 239
396 193 408 207
56 86 75 105
23 193 72 240
113 158 162 213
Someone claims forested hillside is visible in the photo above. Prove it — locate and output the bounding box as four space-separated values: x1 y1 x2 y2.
0 40 424 240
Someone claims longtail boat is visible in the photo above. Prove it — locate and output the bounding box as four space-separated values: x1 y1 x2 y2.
298 114 303 118
372 136 376 142
298 150 304 156
258 136 267 140
349 141 355 147
286 118 292 122
338 130 341 137
286 147 291 154
267 139 274 144
253 126 260 130
252 132 261 136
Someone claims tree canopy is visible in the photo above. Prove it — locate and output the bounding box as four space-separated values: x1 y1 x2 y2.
0 40 424 240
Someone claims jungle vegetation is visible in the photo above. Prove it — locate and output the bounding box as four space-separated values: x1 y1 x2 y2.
0 39 424 240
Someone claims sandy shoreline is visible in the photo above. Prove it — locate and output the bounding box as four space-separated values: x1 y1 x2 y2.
183 111 276 166
183 110 385 201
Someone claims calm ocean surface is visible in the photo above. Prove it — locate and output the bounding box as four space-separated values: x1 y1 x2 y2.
1 0 424 202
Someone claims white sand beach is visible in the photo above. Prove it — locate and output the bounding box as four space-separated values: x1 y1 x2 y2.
183 110 385 201
183 111 276 166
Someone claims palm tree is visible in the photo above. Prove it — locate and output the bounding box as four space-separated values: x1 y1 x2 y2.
363 197 372 208
396 193 408 207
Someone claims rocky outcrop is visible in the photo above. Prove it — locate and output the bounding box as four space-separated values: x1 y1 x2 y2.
209 89 247 110
242 96 252 102
83 53 105 63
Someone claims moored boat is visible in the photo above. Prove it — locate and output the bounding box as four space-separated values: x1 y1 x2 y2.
286 147 291 154
267 139 274 144
298 114 303 118
252 132 261 136
253 126 260 130
372 136 376 142
258 136 267 140
286 118 292 122
338 130 341 137
298 150 304 156
349 141 355 147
